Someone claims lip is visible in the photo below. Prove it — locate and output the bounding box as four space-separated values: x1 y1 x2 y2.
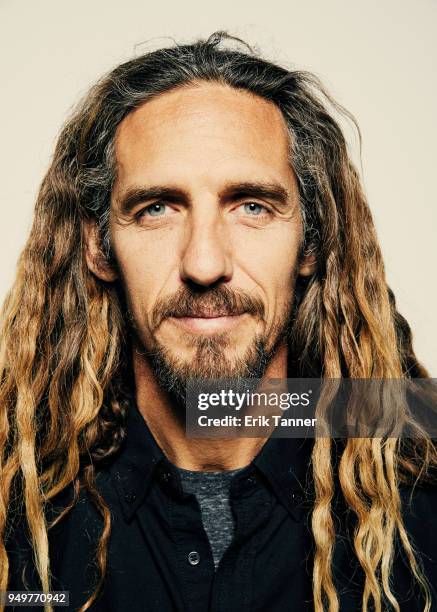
170 313 248 333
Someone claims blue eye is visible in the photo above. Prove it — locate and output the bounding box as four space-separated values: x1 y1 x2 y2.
243 202 265 215
144 203 166 216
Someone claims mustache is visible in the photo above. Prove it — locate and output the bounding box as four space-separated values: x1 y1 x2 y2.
150 285 265 330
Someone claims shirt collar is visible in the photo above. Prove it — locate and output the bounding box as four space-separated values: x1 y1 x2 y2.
110 399 313 523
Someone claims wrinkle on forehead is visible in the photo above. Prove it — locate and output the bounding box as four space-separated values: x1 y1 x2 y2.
114 81 291 164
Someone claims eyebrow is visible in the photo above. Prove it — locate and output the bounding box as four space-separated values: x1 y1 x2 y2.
221 182 291 209
116 181 293 215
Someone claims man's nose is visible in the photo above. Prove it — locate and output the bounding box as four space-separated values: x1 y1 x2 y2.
179 211 233 287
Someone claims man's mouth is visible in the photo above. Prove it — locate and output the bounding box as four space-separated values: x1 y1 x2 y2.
169 310 248 333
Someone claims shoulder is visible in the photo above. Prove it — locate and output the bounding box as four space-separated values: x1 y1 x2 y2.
6 466 121 593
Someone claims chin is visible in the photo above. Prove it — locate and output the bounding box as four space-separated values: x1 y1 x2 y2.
152 334 273 383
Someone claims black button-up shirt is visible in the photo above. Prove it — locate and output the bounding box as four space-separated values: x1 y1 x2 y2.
6 401 437 611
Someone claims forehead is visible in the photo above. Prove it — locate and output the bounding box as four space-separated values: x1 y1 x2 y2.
113 81 292 189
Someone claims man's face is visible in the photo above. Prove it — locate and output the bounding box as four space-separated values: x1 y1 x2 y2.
106 82 307 388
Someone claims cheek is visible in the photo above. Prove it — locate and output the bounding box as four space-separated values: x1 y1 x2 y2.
112 233 175 311
236 227 300 298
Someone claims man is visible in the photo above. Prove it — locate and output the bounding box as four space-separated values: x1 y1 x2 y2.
1 31 436 612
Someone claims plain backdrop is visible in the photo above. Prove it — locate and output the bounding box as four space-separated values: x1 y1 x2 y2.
0 0 436 374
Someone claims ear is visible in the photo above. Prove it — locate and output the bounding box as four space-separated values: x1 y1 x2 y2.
83 218 118 282
297 250 317 277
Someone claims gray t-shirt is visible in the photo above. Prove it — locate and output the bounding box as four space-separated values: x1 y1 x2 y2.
176 466 245 569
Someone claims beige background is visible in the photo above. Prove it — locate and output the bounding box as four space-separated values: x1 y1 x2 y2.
1 0 436 374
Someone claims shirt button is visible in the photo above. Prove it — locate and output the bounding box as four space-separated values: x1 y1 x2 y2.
187 551 200 566
290 491 303 504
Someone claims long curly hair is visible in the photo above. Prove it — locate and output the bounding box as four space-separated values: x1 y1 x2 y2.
0 31 435 612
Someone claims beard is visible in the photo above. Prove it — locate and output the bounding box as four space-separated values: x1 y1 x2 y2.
127 283 295 410
135 313 292 411
147 338 274 408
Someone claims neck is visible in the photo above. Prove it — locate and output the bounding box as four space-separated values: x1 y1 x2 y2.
133 343 289 471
